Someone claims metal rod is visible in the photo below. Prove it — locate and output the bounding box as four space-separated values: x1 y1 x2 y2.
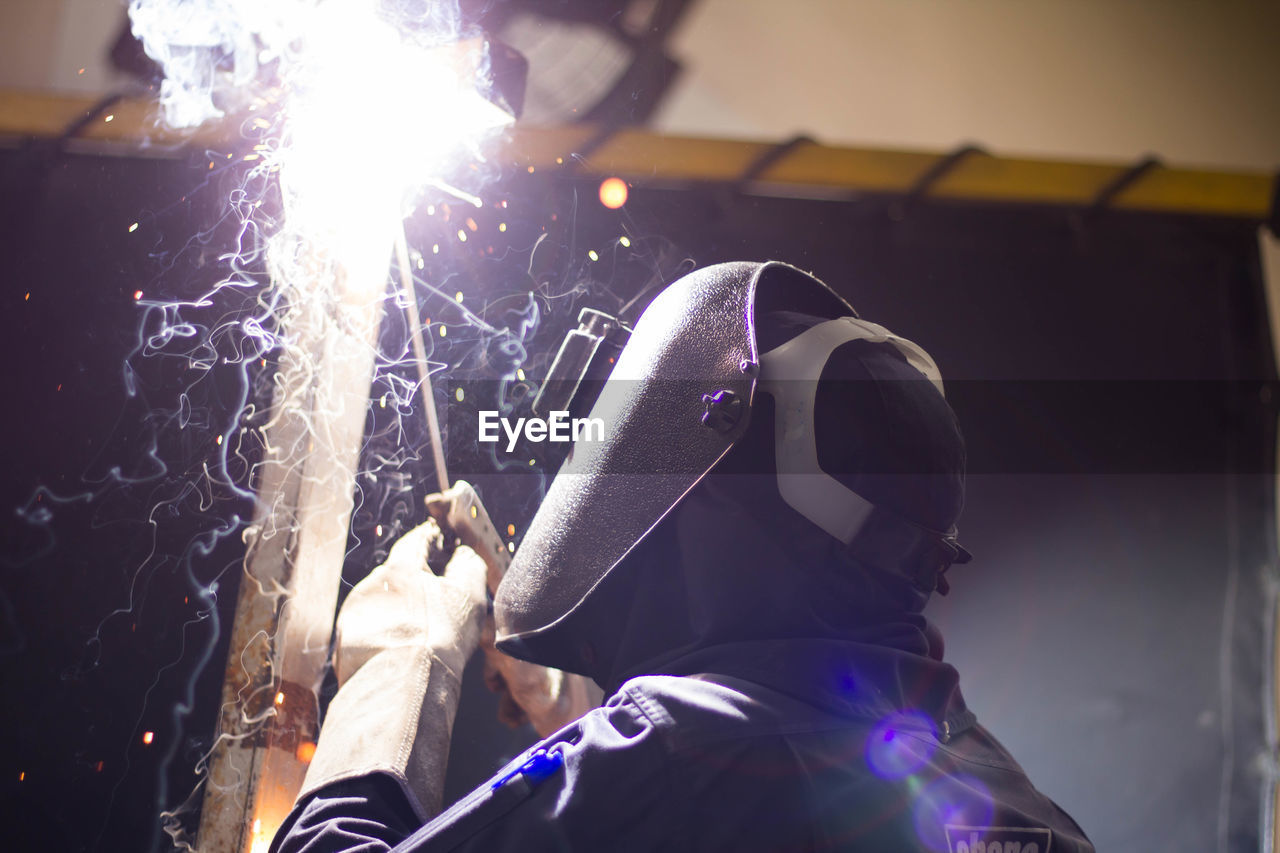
197 256 386 853
394 225 450 492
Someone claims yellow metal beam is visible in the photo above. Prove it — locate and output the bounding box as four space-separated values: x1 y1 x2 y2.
1 89 1273 220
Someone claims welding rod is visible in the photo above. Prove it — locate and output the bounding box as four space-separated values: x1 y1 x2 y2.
394 225 450 493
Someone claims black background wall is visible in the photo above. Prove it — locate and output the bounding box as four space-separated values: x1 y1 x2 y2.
0 143 1274 851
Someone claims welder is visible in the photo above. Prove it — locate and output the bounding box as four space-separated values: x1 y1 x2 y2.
272 261 1094 851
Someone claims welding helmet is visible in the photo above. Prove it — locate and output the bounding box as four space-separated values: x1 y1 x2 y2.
494 261 969 669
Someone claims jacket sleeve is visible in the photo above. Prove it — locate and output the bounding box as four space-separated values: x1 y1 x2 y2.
272 686 684 853
271 774 423 853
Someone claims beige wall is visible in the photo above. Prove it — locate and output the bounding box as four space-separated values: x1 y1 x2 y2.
655 0 1280 171
651 0 1280 308
0 0 130 95
0 0 64 91
3 0 1276 171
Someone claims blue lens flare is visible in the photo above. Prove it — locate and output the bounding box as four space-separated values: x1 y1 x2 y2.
912 773 994 852
864 710 938 779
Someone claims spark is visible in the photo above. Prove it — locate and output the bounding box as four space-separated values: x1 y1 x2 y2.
438 326 447 338
506 524 515 536
515 368 525 381
599 177 628 209
104 114 115 122
128 222 139 233
427 180 483 209
619 236 631 247
498 222 507 232
295 742 317 763
135 0 513 293
274 692 285 706
454 388 464 402
133 290 143 300
375 524 383 536
249 819 270 853
454 291 464 302
587 250 599 262
143 731 155 745
457 230 467 242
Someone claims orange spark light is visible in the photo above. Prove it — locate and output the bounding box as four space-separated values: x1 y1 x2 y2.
598 177 628 209
296 741 317 763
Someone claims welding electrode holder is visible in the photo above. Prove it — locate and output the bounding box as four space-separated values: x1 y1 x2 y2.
423 481 603 735
424 481 512 592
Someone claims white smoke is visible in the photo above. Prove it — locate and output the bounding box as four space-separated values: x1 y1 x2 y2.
128 0 468 129
128 0 270 128
127 0 505 275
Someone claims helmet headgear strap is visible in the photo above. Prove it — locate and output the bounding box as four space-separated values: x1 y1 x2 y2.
759 317 971 595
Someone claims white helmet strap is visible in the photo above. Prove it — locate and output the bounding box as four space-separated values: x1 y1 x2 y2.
758 317 968 592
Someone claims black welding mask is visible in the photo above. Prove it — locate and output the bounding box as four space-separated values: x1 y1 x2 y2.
494 261 969 671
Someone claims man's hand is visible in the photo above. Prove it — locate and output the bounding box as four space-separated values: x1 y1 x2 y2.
333 519 487 689
298 519 489 820
424 481 603 736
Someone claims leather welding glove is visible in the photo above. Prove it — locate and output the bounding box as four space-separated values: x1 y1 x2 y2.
298 519 488 820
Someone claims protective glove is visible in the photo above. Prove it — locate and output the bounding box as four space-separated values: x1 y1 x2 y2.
425 483 604 736
297 519 488 820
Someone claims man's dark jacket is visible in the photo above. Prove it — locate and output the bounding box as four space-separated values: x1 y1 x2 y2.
276 318 1092 851
273 637 1093 852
